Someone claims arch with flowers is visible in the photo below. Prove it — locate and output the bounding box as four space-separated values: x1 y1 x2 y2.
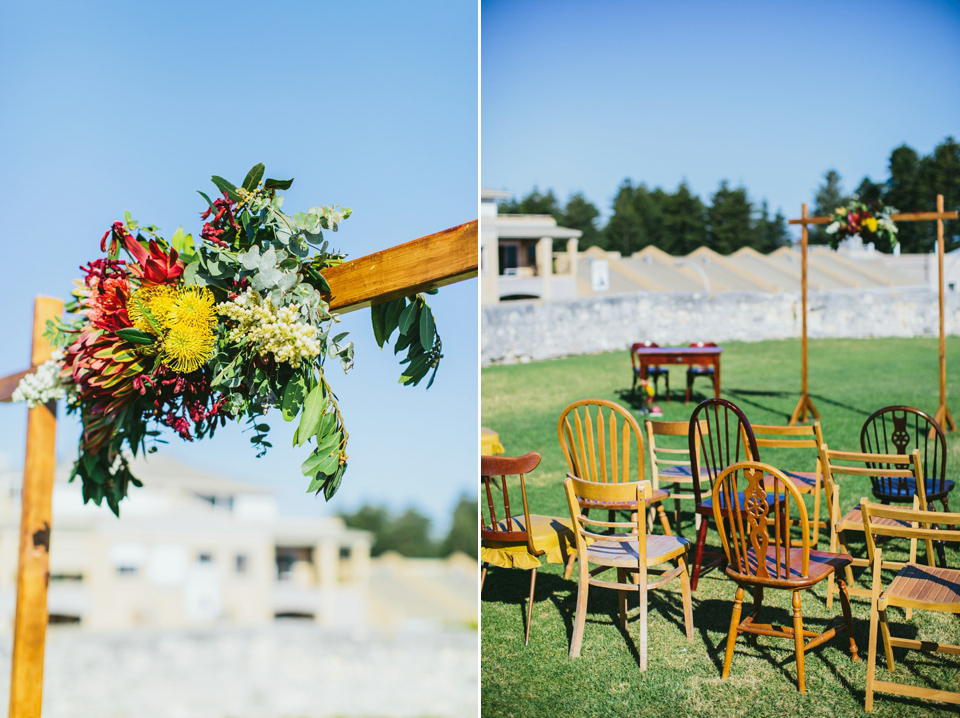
13 163 473 514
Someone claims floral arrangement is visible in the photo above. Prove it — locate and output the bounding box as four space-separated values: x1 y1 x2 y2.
824 199 898 249
20 164 444 515
634 380 661 417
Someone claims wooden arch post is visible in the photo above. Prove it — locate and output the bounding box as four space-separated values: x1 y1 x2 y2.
787 199 957 429
0 220 478 718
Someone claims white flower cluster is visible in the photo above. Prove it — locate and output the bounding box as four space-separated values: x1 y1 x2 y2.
217 290 322 367
12 351 75 408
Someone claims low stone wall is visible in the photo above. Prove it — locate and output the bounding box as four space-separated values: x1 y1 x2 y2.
0 624 477 718
481 289 960 364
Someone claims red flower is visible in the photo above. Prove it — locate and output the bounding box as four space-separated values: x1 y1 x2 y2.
124 237 185 284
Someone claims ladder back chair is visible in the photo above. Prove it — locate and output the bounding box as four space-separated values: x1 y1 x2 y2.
712 461 859 693
564 475 693 671
646 418 710 537
481 453 575 645
861 500 960 712
688 397 761 589
685 341 718 403
820 446 931 610
558 399 671 535
631 341 670 401
750 422 827 547
860 405 953 512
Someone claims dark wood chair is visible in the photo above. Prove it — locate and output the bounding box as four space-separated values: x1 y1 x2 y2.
713 460 860 692
860 405 953 511
684 341 718 403
861 499 960 711
631 341 670 401
481 453 575 645
687 397 761 589
564 475 693 670
558 399 671 536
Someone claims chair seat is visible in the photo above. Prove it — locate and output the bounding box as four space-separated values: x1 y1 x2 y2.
762 470 818 493
658 466 713 480
872 479 956 504
578 487 669 511
636 365 668 376
583 533 690 568
729 547 853 588
837 506 912 531
482 514 576 569
883 563 960 613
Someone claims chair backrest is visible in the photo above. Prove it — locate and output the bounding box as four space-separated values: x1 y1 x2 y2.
646 419 708 496
860 406 947 495
481 453 542 556
564 475 650 568
713 461 810 581
688 341 718 348
688 398 759 505
748 421 824 472
861 499 960 560
819 446 926 513
558 399 644 484
630 341 659 372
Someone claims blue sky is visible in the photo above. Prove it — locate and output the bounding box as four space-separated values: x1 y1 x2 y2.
0 1 478 533
482 0 960 229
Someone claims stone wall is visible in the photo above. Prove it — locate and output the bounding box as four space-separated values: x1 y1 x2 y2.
481 289 960 365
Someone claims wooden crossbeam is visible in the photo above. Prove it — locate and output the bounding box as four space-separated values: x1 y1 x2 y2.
789 210 958 225
0 220 477 717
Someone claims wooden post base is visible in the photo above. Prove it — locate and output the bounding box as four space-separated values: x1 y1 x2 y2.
788 393 821 426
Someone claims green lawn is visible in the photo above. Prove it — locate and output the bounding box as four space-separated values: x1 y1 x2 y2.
481 337 960 717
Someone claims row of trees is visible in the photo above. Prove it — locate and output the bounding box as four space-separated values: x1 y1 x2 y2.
500 136 960 256
812 137 960 253
338 496 477 558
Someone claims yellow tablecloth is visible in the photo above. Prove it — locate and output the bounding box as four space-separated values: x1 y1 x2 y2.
481 427 505 455
481 515 576 569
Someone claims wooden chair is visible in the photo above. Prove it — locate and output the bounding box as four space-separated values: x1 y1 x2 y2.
750 422 827 547
820 446 930 609
631 341 670 401
688 397 760 589
713 461 860 693
684 341 717 403
558 399 671 535
564 475 693 670
861 500 960 711
860 405 953 512
645 418 709 537
481 453 576 645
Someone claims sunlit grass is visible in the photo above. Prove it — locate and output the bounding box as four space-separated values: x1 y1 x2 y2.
482 336 960 717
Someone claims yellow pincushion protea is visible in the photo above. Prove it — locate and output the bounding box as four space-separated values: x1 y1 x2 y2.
167 285 217 332
128 285 178 334
158 285 217 373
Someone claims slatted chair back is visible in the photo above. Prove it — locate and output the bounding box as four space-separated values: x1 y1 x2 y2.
558 399 645 485
822 447 929 516
688 398 759 505
481 453 542 557
860 406 950 508
646 418 709 533
860 499 960 711
748 422 826 545
713 461 810 581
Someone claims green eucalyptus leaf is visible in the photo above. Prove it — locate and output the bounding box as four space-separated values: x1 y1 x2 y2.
115 328 157 345
323 463 346 500
242 163 265 191
281 373 307 421
371 303 387 347
264 177 294 190
210 176 241 202
419 306 435 349
295 383 326 447
398 301 417 335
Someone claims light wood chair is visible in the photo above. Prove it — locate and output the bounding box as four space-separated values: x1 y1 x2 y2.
750 422 826 547
713 461 859 693
481 453 576 645
645 419 709 537
564 475 693 670
861 499 960 712
558 399 671 535
820 446 931 609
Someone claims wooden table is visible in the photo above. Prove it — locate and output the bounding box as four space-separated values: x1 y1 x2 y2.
632 345 723 399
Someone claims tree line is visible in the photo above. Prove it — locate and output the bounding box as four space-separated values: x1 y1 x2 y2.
499 136 960 256
338 496 477 558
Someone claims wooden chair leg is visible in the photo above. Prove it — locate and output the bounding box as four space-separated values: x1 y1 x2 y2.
525 567 537 645
638 567 648 672
563 552 576 580
866 582 879 712
656 503 672 536
569 568 589 658
722 585 745 679
617 568 628 630
480 563 487 592
691 515 709 590
837 578 860 662
792 591 806 693
679 557 694 641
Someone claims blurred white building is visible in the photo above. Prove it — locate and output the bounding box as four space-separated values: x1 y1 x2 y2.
0 455 477 632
